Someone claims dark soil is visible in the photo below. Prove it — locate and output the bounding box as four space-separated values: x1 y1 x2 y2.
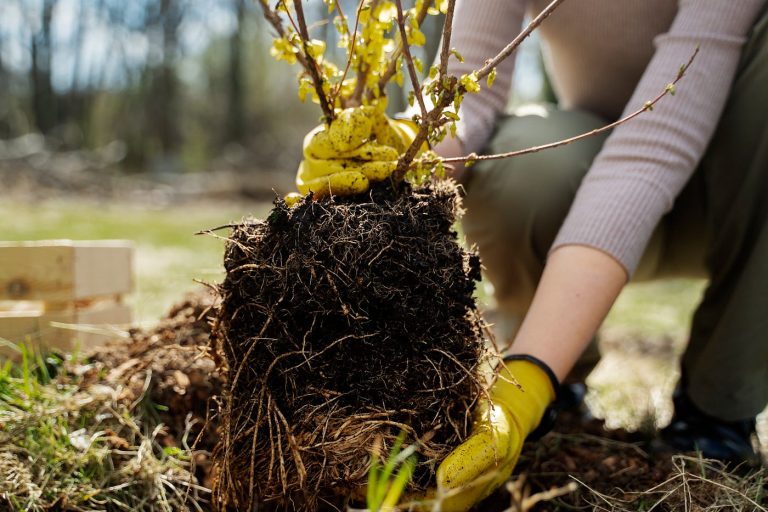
497 410 767 511
210 183 489 511
512 411 677 510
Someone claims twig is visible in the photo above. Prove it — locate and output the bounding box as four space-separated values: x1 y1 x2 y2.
350 63 369 106
350 0 383 106
293 0 335 122
521 482 579 510
260 2 304 65
437 0 457 78
332 0 348 27
394 0 567 177
476 0 565 81
376 0 433 96
425 47 699 168
505 475 578 512
258 1 333 121
395 0 427 118
331 0 365 108
281 1 303 36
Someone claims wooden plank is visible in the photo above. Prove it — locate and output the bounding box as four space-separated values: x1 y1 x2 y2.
50 302 133 353
0 302 131 359
0 310 41 358
0 241 133 301
0 245 73 300
73 244 133 300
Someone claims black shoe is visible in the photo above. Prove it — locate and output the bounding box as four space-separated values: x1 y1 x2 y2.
557 382 588 411
527 382 591 441
656 390 759 465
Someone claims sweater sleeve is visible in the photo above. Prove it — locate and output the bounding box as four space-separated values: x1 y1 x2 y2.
429 0 526 154
551 0 766 277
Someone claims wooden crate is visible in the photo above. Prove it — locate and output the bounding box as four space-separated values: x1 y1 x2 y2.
0 241 134 358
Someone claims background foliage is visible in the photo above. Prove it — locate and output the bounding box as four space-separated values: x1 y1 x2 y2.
0 0 455 176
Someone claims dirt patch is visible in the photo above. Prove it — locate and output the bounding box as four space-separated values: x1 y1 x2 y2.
489 410 767 511
210 183 489 511
51 290 764 511
66 291 223 490
513 412 675 508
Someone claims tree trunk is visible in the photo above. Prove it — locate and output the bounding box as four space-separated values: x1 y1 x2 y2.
226 0 246 144
0 35 9 138
158 0 181 154
30 0 57 134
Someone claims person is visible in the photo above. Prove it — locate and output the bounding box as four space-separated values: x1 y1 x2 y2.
294 1 768 510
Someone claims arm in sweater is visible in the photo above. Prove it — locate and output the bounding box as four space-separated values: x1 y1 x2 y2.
552 0 766 276
523 1 764 378
438 1 765 377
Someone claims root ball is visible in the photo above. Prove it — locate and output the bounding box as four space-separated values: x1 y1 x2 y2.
212 183 489 510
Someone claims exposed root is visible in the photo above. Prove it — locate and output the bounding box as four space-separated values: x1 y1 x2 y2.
211 182 489 510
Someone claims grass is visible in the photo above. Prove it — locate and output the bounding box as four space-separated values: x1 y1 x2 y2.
575 455 767 511
0 344 207 511
0 199 270 325
604 278 706 341
0 198 737 437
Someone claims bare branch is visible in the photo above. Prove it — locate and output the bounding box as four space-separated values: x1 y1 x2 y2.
376 0 433 96
426 47 700 168
259 2 301 60
331 0 365 108
332 0 349 27
349 63 368 106
393 0 463 177
293 0 335 122
475 0 565 81
350 0 382 105
258 1 335 121
437 0 457 78
395 0 427 119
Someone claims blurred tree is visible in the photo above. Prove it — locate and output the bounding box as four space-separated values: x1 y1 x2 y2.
226 0 246 144
0 0 439 177
146 0 184 167
30 0 58 135
0 29 7 138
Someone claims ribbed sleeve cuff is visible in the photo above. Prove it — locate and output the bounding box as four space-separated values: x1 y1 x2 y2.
551 173 672 277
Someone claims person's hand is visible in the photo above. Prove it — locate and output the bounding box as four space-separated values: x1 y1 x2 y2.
434 356 557 512
285 106 420 206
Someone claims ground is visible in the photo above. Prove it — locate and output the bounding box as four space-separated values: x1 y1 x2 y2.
1 197 766 511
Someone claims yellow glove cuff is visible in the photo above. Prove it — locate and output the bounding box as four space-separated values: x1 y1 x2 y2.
433 357 557 512
493 357 557 437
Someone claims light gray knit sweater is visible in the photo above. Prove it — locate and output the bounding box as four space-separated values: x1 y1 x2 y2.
446 0 765 275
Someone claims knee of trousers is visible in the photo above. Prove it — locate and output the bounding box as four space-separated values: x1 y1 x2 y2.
462 106 608 311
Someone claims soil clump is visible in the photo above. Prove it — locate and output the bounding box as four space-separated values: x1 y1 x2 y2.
211 183 489 511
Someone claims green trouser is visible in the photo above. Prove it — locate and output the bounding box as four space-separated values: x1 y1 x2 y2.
462 9 768 421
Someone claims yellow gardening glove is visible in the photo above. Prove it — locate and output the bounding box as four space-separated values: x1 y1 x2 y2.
284 106 421 206
434 357 557 512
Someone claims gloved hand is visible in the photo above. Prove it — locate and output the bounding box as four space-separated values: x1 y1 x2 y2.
284 106 421 206
434 356 558 512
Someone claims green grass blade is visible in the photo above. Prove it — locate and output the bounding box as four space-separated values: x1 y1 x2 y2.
381 455 416 511
367 453 382 509
380 431 407 492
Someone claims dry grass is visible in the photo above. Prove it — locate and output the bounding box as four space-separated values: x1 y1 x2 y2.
0 344 209 511
576 455 766 511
